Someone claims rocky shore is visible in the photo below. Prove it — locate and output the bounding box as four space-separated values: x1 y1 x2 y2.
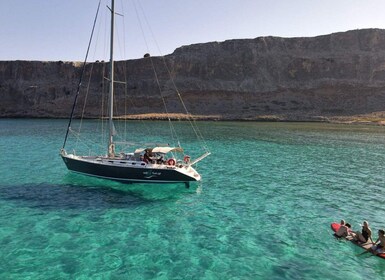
2 29 385 123
115 113 385 125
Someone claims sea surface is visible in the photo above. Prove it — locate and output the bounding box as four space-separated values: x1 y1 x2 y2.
1 119 385 279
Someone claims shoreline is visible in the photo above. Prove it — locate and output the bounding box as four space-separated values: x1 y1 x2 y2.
115 113 385 125
2 113 385 125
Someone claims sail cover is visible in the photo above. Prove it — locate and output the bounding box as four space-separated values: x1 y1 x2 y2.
152 147 183 154
134 147 183 154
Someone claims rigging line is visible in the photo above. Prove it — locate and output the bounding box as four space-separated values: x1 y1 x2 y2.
78 63 95 133
166 74 210 152
68 128 105 154
135 0 209 153
96 4 109 148
150 57 180 145
118 0 128 140
160 59 210 152
118 0 146 142
91 12 108 150
62 0 101 149
111 8 126 121
97 64 106 146
100 5 113 149
156 53 209 151
129 1 156 137
114 1 125 65
133 0 180 146
110 2 129 141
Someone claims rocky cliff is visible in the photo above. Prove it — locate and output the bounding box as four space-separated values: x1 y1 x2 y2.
2 28 385 122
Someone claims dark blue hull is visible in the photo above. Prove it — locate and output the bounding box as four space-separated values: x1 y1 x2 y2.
61 155 199 183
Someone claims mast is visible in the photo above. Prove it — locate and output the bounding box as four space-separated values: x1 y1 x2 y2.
108 0 115 157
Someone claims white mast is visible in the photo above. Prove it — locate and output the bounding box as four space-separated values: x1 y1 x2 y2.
108 0 115 157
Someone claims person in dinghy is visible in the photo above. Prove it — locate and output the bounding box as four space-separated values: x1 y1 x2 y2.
371 229 385 255
335 220 352 238
351 221 373 244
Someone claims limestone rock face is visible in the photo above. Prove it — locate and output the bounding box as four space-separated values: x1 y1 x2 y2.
2 29 385 120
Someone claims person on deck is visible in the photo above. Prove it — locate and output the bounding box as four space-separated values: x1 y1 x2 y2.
371 229 385 255
143 150 153 163
352 221 373 243
156 156 165 164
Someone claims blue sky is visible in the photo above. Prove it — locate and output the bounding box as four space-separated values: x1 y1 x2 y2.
1 0 385 61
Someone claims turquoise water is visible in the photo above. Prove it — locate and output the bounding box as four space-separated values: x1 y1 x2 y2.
1 119 385 279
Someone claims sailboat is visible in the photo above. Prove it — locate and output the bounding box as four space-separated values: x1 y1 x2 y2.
60 0 210 185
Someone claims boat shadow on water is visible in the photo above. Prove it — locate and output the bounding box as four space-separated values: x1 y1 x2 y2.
0 177 201 211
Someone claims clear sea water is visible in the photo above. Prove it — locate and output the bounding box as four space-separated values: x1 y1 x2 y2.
1 119 385 279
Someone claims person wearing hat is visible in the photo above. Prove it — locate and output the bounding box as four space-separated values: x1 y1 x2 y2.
351 221 373 243
371 229 385 255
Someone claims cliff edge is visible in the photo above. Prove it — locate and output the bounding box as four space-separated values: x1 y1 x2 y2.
2 29 385 122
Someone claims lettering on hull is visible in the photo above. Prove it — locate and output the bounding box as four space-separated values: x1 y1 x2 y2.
143 170 162 179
